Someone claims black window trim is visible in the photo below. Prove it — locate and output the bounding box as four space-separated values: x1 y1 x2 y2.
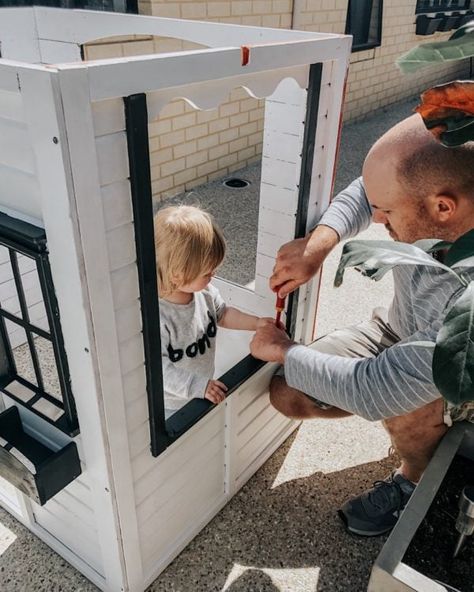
124 63 322 455
0 213 79 436
345 0 383 53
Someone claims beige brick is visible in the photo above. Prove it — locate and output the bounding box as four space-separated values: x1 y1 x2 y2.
247 131 263 146
153 3 181 18
85 43 123 60
161 158 186 177
160 130 186 148
198 160 219 177
253 0 272 13
181 3 207 18
239 121 258 136
229 137 248 153
186 150 208 168
209 144 229 160
150 147 173 167
262 14 280 27
173 140 197 159
186 123 209 141
162 186 184 200
219 127 239 143
241 15 262 25
249 107 265 122
272 0 292 13
160 101 185 118
208 169 226 182
122 40 155 57
218 153 238 168
174 167 197 186
219 102 240 118
152 175 174 193
197 110 219 124
230 112 249 127
280 13 292 27
172 112 197 131
197 133 220 150
231 1 253 16
240 98 258 112
186 176 208 191
149 119 172 136
209 118 230 134
238 146 256 161
207 2 231 17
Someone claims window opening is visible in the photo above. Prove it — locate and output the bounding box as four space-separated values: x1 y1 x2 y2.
345 0 383 52
124 63 323 453
0 214 78 436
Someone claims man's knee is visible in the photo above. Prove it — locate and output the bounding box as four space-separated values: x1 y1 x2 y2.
383 399 447 440
269 375 351 420
269 376 294 417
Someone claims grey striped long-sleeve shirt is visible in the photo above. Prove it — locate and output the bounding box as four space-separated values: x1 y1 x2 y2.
284 177 473 421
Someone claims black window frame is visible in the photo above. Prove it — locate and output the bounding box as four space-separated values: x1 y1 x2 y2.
0 213 79 436
124 63 323 457
345 0 383 53
0 0 138 13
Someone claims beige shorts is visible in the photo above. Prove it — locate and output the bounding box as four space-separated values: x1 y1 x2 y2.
297 308 474 426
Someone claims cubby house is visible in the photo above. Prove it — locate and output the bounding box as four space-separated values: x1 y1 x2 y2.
0 7 351 591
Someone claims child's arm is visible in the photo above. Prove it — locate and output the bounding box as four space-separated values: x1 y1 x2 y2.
218 307 275 331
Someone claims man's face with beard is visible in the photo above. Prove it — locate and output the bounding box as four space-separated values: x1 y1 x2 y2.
363 154 443 244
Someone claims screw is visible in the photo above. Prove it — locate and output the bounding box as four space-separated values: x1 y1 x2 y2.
53 137 58 144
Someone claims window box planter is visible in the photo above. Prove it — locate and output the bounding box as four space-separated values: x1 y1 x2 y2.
459 11 474 26
0 406 81 505
416 14 444 34
438 13 462 30
368 421 474 591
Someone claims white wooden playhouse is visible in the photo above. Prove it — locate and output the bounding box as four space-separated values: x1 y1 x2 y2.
0 8 351 591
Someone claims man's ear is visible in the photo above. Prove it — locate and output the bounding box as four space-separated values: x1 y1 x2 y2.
427 193 457 222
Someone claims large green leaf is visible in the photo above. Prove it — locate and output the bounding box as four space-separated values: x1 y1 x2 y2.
445 229 474 267
435 116 474 146
334 239 461 288
433 282 474 405
396 26 474 74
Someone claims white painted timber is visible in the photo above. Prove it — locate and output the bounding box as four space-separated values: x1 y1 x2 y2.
33 7 337 48
0 9 350 590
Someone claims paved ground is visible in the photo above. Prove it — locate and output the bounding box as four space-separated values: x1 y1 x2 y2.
0 96 420 592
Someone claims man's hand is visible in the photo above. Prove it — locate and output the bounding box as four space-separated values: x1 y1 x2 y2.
270 225 340 298
250 320 296 364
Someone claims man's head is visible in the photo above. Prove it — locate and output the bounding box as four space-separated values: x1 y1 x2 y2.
362 114 474 243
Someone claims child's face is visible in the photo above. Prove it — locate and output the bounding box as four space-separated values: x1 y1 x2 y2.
179 269 216 293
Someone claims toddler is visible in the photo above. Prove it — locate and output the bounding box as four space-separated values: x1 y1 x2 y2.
155 205 264 419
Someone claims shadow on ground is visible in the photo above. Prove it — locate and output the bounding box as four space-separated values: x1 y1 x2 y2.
147 427 398 592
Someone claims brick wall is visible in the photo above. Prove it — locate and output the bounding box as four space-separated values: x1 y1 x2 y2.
84 0 470 201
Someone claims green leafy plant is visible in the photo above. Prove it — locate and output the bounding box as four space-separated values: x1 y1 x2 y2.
334 230 474 405
397 21 474 74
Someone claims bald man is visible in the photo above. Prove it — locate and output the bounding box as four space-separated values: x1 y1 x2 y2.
250 114 474 537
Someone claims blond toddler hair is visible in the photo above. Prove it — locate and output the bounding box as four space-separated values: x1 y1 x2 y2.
154 205 226 297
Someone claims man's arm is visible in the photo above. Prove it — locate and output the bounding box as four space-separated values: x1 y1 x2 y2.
250 320 443 421
270 177 372 298
283 323 443 421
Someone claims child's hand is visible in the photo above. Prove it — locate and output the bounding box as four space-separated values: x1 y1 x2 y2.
205 380 228 405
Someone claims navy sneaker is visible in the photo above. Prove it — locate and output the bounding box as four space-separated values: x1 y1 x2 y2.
338 472 416 536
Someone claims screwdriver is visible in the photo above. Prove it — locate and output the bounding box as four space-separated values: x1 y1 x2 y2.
275 287 286 326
